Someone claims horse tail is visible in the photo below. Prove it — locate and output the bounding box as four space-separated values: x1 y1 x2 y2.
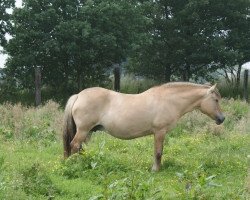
63 94 78 158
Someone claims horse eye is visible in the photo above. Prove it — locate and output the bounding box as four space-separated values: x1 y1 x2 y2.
215 99 219 103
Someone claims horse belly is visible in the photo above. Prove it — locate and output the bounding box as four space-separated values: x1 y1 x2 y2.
101 115 152 139
106 127 152 140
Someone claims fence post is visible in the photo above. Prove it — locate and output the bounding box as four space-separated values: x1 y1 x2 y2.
35 66 41 106
113 65 120 92
243 69 248 102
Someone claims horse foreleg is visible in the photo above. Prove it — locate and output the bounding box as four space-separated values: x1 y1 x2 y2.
152 130 166 171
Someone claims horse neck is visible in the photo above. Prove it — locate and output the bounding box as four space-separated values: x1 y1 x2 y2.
169 87 207 116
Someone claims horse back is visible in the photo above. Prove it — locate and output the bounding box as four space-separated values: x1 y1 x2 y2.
72 87 111 115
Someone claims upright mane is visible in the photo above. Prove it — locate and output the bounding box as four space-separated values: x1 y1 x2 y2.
163 82 209 89
159 82 221 97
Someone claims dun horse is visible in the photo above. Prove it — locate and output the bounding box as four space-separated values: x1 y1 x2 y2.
63 82 225 171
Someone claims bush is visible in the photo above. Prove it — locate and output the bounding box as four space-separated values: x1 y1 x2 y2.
20 163 60 198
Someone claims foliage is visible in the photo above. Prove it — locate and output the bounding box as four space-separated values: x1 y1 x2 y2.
128 0 250 83
215 0 250 91
176 165 222 199
0 0 14 46
93 171 162 200
21 163 60 198
2 0 146 101
59 142 130 179
1 0 250 104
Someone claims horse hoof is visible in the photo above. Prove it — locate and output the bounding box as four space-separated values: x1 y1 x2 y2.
151 165 160 172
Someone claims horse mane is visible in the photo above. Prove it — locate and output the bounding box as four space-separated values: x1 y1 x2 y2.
163 82 209 88
158 82 221 97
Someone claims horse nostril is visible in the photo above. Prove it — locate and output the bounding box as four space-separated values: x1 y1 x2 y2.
216 115 225 125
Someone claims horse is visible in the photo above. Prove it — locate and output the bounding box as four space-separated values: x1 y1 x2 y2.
63 82 225 171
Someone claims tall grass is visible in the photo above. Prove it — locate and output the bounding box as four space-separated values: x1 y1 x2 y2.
0 101 63 141
108 74 158 94
120 74 158 94
218 77 250 99
0 99 249 199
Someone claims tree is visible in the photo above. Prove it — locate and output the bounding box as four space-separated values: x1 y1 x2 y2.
0 0 14 46
128 0 250 83
4 0 146 103
216 0 250 92
128 0 176 82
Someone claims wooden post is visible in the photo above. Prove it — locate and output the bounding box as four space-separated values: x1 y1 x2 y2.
35 67 41 106
243 69 249 102
113 65 120 92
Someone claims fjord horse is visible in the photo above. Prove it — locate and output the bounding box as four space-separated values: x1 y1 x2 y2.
63 82 225 171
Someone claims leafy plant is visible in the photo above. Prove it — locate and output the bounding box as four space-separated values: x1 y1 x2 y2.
0 127 14 140
176 165 222 199
21 163 60 198
91 171 163 200
59 141 130 179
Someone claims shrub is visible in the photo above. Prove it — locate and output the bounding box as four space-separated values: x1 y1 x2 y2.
20 163 60 198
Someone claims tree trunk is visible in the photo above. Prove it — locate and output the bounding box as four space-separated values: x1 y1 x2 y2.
236 64 242 91
230 64 243 96
243 69 248 102
35 67 41 106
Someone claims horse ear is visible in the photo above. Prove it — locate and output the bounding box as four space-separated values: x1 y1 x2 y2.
207 84 217 94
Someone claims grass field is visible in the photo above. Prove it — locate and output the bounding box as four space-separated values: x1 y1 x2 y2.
0 100 249 199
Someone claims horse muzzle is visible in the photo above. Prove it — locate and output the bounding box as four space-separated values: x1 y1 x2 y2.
215 114 225 125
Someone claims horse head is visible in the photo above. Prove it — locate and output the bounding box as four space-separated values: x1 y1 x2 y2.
199 84 225 125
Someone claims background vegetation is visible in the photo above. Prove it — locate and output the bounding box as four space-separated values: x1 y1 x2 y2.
0 0 250 105
0 99 249 199
0 1 249 199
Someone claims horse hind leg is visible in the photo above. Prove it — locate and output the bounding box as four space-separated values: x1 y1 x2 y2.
70 122 102 155
70 127 91 154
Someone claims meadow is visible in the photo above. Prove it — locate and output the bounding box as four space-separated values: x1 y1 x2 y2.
0 99 249 200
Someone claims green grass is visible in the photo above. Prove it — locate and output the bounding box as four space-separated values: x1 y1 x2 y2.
0 100 249 199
